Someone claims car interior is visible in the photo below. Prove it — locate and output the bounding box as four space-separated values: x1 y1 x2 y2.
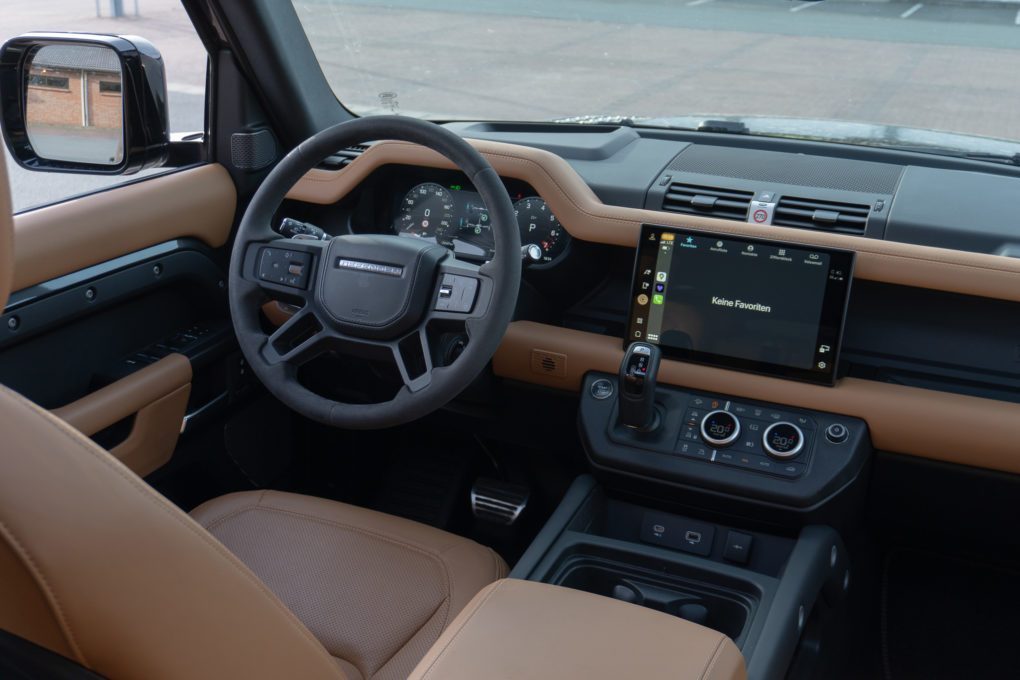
1 2 1019 679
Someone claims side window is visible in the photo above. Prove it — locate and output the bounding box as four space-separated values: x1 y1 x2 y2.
0 2 206 213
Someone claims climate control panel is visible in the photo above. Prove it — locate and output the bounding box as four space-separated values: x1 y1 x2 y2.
578 372 871 509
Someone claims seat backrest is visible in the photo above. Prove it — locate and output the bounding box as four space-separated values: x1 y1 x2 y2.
0 155 344 679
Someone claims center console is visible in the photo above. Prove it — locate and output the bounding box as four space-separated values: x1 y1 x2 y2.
514 225 872 679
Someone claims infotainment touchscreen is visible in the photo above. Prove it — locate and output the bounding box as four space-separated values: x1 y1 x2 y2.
626 225 855 385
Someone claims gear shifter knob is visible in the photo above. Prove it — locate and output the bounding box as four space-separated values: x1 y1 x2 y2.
618 342 661 430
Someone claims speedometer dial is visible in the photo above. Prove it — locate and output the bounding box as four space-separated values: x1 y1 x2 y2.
513 197 569 263
396 182 455 245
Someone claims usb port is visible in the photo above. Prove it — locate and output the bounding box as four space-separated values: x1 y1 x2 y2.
684 530 702 545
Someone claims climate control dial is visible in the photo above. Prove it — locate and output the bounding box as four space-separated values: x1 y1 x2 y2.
700 410 741 447
762 422 805 459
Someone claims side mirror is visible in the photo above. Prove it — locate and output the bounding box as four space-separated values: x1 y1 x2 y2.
0 33 169 174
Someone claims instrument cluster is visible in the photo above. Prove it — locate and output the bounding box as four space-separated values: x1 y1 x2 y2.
393 180 570 265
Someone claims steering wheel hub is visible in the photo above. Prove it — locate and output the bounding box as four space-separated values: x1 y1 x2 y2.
318 234 447 340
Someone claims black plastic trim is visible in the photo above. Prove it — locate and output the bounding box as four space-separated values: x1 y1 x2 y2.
1 240 226 349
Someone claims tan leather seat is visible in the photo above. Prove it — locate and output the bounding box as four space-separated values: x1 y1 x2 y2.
191 490 506 680
0 153 503 679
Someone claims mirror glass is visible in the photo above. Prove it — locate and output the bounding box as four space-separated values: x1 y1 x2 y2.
25 44 124 165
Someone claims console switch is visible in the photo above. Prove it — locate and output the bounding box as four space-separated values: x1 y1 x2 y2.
723 531 753 565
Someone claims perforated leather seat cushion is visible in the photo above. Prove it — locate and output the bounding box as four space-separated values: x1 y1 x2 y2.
191 490 507 680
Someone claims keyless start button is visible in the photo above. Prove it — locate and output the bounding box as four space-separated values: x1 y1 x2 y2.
763 422 805 459
700 410 741 447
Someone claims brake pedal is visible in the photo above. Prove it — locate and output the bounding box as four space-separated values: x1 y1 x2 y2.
470 478 529 526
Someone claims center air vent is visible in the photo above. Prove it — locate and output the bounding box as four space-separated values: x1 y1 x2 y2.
661 183 752 221
772 196 870 234
317 144 371 170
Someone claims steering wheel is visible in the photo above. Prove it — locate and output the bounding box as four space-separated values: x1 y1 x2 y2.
228 116 522 429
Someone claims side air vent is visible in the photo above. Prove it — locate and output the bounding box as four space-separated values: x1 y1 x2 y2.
317 144 371 170
772 196 870 234
661 183 752 221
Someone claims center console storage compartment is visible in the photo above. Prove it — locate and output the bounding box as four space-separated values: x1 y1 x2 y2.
512 476 853 680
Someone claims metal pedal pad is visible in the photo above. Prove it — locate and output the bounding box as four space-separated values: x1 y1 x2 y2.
470 478 529 526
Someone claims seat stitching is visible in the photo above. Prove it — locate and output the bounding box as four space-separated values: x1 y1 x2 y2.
415 579 505 680
699 636 729 680
0 386 336 667
0 518 87 665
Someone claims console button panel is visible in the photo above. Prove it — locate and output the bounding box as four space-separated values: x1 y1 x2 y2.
578 371 871 509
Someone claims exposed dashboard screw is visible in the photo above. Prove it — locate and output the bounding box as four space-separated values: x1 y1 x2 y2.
84 287 97 301
6 316 19 331
153 263 163 277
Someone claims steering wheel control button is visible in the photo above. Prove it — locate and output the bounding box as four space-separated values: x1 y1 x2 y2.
825 422 850 444
762 422 805 459
700 410 741 447
590 378 615 400
258 247 312 289
433 273 478 313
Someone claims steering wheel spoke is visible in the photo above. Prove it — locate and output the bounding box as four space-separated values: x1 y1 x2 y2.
392 328 434 393
261 307 329 366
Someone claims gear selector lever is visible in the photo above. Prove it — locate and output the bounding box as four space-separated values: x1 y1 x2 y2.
618 342 662 431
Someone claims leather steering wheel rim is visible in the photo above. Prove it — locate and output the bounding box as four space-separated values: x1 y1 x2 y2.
228 116 521 429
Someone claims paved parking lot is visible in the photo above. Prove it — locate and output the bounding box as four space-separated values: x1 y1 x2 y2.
3 0 1020 212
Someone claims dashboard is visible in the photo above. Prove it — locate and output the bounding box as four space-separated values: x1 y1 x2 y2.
282 125 1020 476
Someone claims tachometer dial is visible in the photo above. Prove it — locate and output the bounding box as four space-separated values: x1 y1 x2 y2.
396 182 455 244
513 197 568 263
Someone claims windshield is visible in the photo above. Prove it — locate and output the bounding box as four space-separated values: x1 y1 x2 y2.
292 0 1020 151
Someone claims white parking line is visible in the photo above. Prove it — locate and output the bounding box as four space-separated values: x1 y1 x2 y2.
686 0 715 6
900 3 923 19
789 2 819 13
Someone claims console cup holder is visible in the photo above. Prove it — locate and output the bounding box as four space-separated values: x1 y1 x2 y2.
549 552 756 643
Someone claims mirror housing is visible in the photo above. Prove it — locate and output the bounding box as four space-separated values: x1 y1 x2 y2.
0 32 170 174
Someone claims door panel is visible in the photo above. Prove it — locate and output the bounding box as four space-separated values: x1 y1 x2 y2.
0 163 238 477
11 164 234 290
53 355 192 476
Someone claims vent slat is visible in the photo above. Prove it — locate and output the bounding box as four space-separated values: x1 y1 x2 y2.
772 196 870 234
662 183 752 220
316 144 370 170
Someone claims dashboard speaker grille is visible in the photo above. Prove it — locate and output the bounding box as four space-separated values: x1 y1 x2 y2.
230 129 277 171
530 349 566 377
667 145 903 194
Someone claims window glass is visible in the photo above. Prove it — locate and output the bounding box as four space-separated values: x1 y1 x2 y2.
0 0 206 212
293 0 1020 159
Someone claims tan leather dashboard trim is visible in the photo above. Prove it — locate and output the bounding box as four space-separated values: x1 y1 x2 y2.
12 164 235 292
53 354 192 476
495 321 1020 475
288 139 1020 304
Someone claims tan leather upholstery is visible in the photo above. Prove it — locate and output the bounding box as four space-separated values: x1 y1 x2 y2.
0 384 347 679
192 490 509 680
408 578 746 680
53 353 192 475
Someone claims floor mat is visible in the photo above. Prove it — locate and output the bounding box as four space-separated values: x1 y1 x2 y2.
882 548 1019 680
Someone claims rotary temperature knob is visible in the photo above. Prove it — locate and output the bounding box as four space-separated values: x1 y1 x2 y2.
700 410 741 447
762 422 805 459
